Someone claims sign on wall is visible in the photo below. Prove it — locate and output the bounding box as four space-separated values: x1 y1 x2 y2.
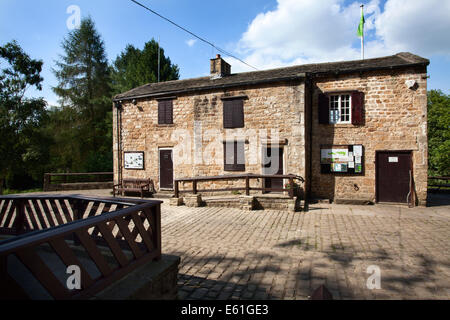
124 152 145 170
320 145 364 174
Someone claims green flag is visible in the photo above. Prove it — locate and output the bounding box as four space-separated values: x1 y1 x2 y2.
357 10 365 37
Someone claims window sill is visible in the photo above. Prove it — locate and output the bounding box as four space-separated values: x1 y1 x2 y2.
157 124 175 127
322 123 358 128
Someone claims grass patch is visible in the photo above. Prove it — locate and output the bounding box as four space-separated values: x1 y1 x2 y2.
2 188 42 195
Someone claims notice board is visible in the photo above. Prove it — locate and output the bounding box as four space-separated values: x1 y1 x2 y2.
320 145 364 174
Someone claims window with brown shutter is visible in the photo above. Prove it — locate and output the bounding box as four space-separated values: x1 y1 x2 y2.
223 99 244 128
158 100 173 124
224 141 245 171
319 92 364 125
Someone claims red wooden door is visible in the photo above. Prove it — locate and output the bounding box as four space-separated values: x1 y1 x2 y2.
376 151 412 203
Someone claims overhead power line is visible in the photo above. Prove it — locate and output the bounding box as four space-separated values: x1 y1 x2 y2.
129 0 258 71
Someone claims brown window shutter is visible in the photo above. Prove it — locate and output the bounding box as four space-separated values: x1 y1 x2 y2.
165 100 173 124
232 100 244 128
318 93 330 124
223 101 234 128
224 142 234 171
224 141 245 171
351 91 364 125
234 141 245 171
158 101 165 124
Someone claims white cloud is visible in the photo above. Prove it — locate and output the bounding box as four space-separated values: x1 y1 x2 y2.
228 0 450 73
186 39 197 47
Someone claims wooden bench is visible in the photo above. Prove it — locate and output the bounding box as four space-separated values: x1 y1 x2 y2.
113 178 155 198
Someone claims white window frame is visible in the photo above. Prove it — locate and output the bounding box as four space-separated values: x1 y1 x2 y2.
329 94 352 124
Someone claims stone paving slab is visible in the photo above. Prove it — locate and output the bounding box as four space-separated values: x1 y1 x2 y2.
13 190 450 299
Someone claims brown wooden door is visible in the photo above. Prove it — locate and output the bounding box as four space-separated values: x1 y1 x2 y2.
376 151 412 203
160 150 173 189
263 147 284 192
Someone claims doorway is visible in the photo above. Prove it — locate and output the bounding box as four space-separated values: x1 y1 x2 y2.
263 147 284 192
376 151 412 203
159 149 174 189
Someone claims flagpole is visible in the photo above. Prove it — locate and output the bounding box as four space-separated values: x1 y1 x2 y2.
360 4 364 60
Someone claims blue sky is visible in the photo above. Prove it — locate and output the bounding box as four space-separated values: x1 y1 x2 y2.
1 0 449 105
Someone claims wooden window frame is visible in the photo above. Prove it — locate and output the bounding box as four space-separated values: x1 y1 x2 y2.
223 141 246 172
329 94 352 124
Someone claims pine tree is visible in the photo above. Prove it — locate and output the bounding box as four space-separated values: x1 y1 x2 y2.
111 39 180 95
52 17 113 172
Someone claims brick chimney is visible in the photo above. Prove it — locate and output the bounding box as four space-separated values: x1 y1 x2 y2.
210 54 231 78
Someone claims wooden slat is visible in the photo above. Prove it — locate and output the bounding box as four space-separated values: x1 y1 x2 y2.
58 199 73 223
97 222 129 267
24 201 40 230
101 203 112 214
75 229 112 277
3 200 17 228
49 237 94 288
31 199 48 229
0 199 11 225
130 212 154 252
49 199 65 225
114 216 144 259
39 199 56 227
88 201 101 217
16 247 69 299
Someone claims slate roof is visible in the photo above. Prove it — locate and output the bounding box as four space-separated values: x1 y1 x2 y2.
114 52 429 101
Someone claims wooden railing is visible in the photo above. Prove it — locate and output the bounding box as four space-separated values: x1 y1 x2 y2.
174 174 305 199
0 195 162 300
428 176 450 192
43 172 114 192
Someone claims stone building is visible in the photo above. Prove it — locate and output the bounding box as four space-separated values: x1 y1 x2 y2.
113 52 429 206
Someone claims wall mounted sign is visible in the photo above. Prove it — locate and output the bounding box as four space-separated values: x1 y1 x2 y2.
388 157 399 163
124 152 145 170
320 145 364 175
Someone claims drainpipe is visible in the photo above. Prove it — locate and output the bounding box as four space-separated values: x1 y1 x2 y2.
306 75 314 211
115 101 123 185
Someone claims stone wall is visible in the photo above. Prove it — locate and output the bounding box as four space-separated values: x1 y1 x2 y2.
310 67 428 205
114 81 307 192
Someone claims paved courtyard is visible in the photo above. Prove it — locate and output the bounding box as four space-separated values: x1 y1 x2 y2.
161 196 450 300
11 190 450 299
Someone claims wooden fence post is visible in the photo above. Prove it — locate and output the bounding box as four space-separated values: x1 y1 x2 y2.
43 174 50 192
245 176 250 196
174 180 179 198
13 199 26 234
289 177 294 199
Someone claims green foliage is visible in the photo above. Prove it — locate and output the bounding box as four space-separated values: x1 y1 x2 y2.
111 39 179 95
52 17 113 173
0 41 49 193
428 90 450 176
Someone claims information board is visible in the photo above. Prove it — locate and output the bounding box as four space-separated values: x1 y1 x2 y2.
320 145 364 174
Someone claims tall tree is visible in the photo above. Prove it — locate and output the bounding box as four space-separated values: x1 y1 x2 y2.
0 41 48 193
111 39 179 94
52 17 113 172
428 90 450 176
